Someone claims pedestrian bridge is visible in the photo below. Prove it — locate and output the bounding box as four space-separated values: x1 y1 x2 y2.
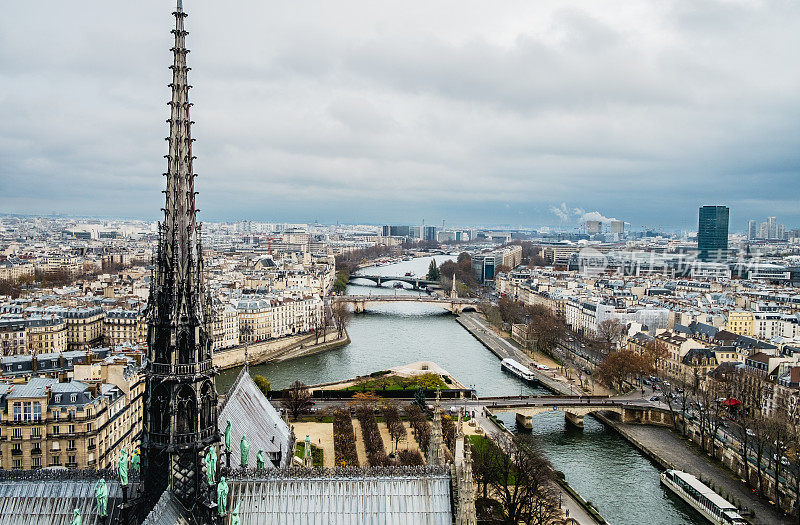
482 396 673 429
348 275 439 289
334 294 480 314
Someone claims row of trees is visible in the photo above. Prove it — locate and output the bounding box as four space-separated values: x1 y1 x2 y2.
355 406 391 466
484 299 566 356
405 404 431 456
333 409 359 467
659 366 800 513
594 342 665 392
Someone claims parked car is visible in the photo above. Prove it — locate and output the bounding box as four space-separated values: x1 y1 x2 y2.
650 396 661 402
536 364 549 371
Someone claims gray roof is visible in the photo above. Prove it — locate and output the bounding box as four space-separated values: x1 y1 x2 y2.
226 468 453 525
0 476 121 525
141 489 191 525
219 369 292 469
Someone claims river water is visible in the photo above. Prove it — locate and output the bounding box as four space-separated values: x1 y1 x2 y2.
217 255 702 524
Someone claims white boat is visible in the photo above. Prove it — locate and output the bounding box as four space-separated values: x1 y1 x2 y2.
660 470 746 525
500 358 537 384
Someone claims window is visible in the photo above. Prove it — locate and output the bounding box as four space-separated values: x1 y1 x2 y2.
70 394 77 403
86 422 93 432
68 425 75 434
12 459 22 469
33 402 41 421
31 427 41 439
54 394 61 403
52 410 60 420
12 428 22 439
67 439 75 450
67 455 76 466
13 403 21 421
31 457 41 468
53 425 59 435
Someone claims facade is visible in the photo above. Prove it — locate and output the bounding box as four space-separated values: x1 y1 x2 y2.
0 359 143 471
697 205 729 262
726 311 754 336
0 319 27 356
103 309 146 347
26 306 105 350
24 316 68 354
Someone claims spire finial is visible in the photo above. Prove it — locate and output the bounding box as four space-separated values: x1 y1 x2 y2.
177 0 183 10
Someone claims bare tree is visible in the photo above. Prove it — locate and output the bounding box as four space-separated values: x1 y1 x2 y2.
595 319 626 355
331 301 351 339
281 380 313 421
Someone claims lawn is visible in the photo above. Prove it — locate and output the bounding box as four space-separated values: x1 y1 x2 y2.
295 441 324 467
345 372 447 392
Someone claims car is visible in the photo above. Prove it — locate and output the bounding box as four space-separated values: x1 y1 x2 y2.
650 396 660 401
746 429 755 437
580 343 586 348
643 379 652 386
536 364 549 371
653 385 661 391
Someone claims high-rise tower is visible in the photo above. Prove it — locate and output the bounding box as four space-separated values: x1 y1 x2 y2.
697 205 729 262
141 0 219 520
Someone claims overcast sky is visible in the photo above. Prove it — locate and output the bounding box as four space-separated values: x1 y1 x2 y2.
1 0 798 231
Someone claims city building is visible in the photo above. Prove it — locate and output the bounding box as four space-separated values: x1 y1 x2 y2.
697 205 729 262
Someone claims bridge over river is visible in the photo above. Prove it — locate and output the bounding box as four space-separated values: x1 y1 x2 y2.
348 274 439 289
333 294 480 314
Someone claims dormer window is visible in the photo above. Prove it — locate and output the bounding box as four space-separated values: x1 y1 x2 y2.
70 394 77 403
54 395 61 403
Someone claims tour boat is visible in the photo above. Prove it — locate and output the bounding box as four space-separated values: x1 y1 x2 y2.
500 358 537 384
660 470 746 525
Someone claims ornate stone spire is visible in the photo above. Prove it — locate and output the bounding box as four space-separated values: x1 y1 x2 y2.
450 273 458 299
141 1 219 521
427 390 445 466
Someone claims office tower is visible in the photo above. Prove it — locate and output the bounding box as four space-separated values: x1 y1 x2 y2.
747 220 757 240
585 220 602 235
611 220 625 235
767 216 777 239
698 206 729 261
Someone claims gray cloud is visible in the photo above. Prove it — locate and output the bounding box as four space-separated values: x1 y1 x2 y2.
0 0 798 230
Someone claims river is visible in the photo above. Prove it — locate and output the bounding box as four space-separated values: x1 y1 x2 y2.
217 255 703 524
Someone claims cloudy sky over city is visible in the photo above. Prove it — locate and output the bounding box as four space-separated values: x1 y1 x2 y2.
1 0 798 230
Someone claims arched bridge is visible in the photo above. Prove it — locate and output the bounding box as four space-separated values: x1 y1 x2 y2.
333 294 480 314
348 275 439 289
482 396 674 429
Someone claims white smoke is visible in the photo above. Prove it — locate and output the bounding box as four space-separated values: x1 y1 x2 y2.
581 211 617 224
551 203 618 225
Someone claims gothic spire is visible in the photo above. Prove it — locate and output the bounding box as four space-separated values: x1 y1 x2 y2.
142 2 219 521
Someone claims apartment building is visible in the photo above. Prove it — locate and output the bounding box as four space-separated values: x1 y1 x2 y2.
0 358 143 470
103 309 146 347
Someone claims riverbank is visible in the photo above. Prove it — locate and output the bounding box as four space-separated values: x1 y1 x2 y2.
593 412 792 525
456 312 583 396
213 329 350 370
476 409 605 524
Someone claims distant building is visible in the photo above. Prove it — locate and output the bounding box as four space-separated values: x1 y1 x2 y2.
423 226 437 242
747 220 757 240
697 206 729 262
585 220 602 235
381 225 410 237
610 220 625 235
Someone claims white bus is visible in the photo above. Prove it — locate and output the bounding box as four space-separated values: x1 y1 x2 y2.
660 470 746 525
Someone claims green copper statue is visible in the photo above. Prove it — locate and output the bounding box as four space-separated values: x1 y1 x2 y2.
224 420 232 452
70 508 82 525
256 449 265 470
117 448 129 487
131 448 141 475
205 446 217 485
217 476 229 516
240 434 250 468
231 500 241 525
95 478 109 517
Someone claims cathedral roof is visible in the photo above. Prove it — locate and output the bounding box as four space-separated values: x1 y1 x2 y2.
0 472 121 525
219 368 292 469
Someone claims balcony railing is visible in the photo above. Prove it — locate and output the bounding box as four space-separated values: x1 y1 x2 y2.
31 448 41 455
149 359 214 377
147 426 216 446
11 449 22 456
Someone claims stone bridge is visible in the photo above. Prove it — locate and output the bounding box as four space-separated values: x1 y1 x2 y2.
349 275 439 289
483 397 674 429
333 294 480 314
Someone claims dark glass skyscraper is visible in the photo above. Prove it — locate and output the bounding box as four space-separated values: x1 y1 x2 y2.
698 205 729 261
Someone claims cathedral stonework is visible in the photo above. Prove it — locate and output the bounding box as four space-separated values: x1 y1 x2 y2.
141 1 220 521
